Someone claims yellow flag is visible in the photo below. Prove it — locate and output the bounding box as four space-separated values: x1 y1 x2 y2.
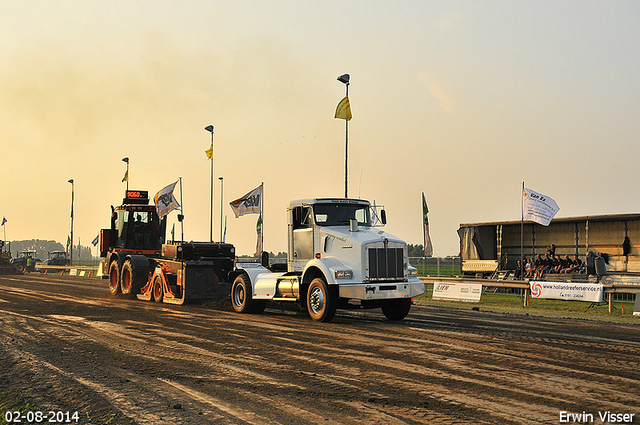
205 143 213 159
334 96 352 121
121 170 128 182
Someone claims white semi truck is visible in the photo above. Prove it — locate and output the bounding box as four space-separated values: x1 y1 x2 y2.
231 198 425 322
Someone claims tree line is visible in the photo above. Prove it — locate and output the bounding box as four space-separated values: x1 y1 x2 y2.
6 239 94 261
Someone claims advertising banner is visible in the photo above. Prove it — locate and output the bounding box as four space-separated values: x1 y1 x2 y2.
530 281 604 302
432 282 482 302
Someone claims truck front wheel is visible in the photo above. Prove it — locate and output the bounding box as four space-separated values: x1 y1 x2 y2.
231 273 266 314
381 298 412 321
307 278 337 322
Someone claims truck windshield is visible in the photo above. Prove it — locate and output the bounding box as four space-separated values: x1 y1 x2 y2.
313 204 371 227
115 209 165 250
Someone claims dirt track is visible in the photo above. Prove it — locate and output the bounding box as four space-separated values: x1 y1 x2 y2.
1 274 639 424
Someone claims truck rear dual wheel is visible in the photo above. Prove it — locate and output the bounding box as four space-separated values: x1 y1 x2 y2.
307 277 337 322
231 273 266 314
120 259 148 297
380 298 412 321
108 261 120 295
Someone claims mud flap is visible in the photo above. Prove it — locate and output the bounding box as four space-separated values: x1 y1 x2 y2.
175 261 232 304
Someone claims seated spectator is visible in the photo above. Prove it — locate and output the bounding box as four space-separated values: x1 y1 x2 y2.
524 258 534 278
552 254 564 273
533 254 544 277
537 253 553 278
572 255 584 273
514 260 522 279
561 255 583 274
559 254 572 273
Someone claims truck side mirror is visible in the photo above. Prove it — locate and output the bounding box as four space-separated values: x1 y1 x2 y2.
381 209 387 225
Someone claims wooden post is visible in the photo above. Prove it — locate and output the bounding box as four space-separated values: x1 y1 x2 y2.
608 292 613 314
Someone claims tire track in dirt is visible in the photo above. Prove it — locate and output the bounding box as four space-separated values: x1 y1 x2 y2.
1 275 639 424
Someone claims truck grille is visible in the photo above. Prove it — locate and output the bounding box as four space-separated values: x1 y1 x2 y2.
367 248 404 281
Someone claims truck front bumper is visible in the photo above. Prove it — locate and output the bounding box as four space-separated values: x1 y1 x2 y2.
338 280 425 300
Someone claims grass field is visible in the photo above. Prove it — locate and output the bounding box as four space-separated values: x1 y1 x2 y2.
415 283 639 325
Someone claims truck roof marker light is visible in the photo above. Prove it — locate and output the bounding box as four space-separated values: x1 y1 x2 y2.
315 253 321 259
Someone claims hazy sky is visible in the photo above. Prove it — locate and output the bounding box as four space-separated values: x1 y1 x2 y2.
2 1 639 257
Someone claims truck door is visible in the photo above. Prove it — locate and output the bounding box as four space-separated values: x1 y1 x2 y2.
290 206 313 271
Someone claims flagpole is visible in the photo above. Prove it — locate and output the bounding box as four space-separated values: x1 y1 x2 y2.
210 132 214 243
521 182 524 279
68 179 74 267
219 177 224 242
179 177 184 242
344 84 349 198
205 125 214 243
422 193 426 257
261 182 264 254
337 74 350 198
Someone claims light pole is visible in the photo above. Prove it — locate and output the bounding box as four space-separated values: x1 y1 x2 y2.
337 73 350 198
122 157 129 192
205 125 214 242
68 179 74 266
219 177 224 242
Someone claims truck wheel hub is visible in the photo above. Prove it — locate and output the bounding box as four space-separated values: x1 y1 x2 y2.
309 288 325 312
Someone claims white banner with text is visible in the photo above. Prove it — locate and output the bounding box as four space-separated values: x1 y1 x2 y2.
432 282 483 302
530 281 604 302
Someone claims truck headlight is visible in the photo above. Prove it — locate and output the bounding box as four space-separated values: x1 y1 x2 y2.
334 270 353 279
409 269 418 277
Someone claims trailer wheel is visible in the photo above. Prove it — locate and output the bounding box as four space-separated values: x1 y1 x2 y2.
381 298 412 321
231 273 266 314
108 261 120 295
307 277 337 322
151 275 163 303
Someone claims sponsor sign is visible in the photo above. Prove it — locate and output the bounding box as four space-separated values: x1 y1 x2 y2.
530 281 604 302
432 282 482 302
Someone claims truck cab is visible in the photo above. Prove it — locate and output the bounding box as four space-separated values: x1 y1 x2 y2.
101 190 166 258
232 198 425 322
45 251 69 266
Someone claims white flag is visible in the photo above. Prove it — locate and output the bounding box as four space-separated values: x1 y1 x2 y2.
523 187 559 226
229 184 262 218
154 181 180 219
